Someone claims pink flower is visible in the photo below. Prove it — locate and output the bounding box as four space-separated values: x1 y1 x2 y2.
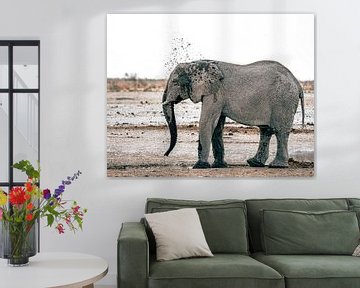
72 205 80 215
56 223 65 234
65 214 71 225
0 208 3 220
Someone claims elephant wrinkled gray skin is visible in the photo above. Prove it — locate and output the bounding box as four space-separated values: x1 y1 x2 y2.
162 60 304 169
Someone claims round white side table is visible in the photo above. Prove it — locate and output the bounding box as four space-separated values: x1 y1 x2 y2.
0 252 108 288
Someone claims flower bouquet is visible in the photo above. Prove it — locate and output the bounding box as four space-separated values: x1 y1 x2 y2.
0 160 87 266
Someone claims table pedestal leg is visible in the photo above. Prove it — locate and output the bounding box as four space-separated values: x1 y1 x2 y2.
82 284 94 288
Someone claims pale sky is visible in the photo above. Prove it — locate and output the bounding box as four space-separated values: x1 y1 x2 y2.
107 14 314 81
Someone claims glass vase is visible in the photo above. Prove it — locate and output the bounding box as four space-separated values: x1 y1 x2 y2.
0 220 37 266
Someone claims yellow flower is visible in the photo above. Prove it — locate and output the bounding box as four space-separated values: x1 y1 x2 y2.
0 190 7 206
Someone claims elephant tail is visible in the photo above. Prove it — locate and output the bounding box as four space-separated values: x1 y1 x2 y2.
299 89 305 128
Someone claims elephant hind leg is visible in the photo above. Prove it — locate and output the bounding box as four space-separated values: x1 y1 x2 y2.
247 126 274 167
269 131 290 168
211 114 227 168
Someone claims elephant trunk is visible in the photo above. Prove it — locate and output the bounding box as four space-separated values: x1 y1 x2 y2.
163 101 177 156
300 90 305 128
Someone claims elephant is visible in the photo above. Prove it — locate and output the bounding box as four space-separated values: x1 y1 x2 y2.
162 60 304 169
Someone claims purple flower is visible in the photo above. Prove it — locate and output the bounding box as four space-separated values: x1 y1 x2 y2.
54 171 82 199
43 189 51 200
54 188 63 199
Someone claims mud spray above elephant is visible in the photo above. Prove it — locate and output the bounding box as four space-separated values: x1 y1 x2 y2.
162 60 304 169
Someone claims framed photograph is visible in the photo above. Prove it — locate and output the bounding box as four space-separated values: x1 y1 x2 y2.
107 14 314 177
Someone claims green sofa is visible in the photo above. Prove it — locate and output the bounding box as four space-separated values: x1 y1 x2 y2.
118 198 360 288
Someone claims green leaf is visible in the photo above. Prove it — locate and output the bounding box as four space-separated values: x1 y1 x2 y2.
12 160 40 180
75 216 83 230
47 214 54 227
47 206 60 217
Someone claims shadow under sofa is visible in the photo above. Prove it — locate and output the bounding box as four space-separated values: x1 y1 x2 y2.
118 198 360 288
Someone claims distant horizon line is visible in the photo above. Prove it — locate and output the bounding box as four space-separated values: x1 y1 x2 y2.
107 77 315 82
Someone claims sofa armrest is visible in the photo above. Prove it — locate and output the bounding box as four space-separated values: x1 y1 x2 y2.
118 222 149 288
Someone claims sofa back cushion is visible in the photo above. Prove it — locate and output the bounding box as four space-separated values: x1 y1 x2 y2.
246 198 349 252
348 198 360 207
145 198 249 254
261 209 359 255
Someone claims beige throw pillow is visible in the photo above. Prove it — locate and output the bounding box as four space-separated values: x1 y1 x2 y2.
353 244 360 256
145 208 213 261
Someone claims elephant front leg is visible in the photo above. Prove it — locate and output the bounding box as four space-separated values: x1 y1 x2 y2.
247 126 274 167
193 123 215 169
193 141 211 168
211 114 228 168
193 96 222 169
269 131 290 168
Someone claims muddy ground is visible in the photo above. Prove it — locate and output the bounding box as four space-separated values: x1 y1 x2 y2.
107 92 314 178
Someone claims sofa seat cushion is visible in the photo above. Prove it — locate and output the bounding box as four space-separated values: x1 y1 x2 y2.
252 252 360 288
149 254 284 288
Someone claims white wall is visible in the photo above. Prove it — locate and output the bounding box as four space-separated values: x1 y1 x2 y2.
1 0 360 286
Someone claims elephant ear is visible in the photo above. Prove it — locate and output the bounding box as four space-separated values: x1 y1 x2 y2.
187 61 224 103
